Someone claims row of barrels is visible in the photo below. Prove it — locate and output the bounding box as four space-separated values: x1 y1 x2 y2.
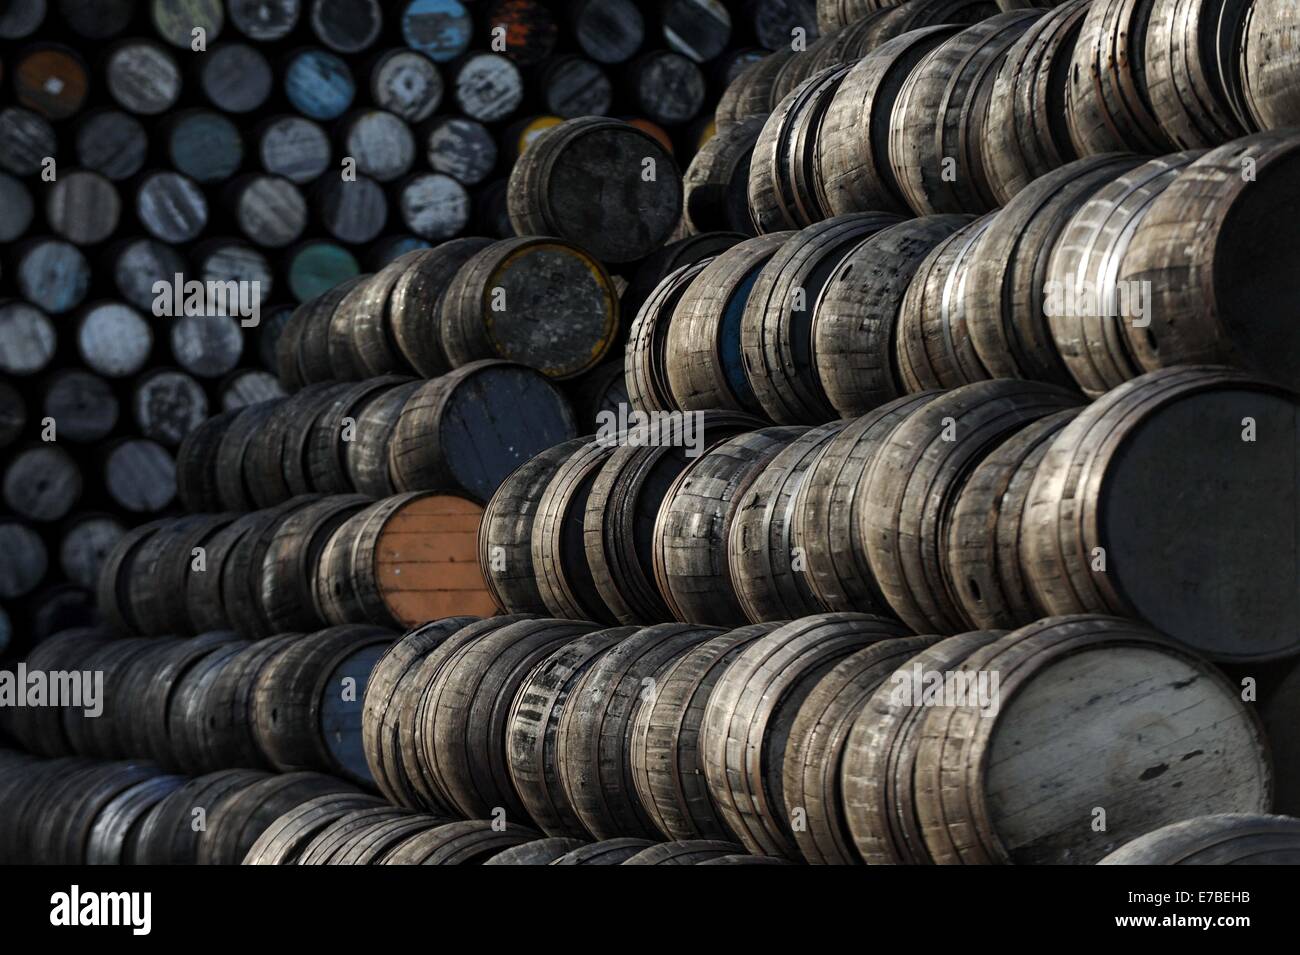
0 749 788 865
632 136 1300 433
353 609 1289 864
481 367 1300 664
726 0 1300 231
0 626 396 784
95 489 497 639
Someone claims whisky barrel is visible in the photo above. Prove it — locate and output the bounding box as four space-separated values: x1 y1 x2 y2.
169 315 244 379
125 633 241 764
166 640 254 772
192 634 303 773
623 232 745 338
539 55 612 118
86 773 188 865
339 110 416 184
729 421 848 622
816 27 960 217
585 411 765 623
401 0 472 62
316 175 388 245
814 215 973 416
360 616 478 807
982 1 1088 205
483 837 587 865
862 380 1083 634
480 438 588 615
62 638 156 757
199 44 273 114
549 837 656 864
75 302 152 380
785 632 941 864
666 233 790 414
0 173 33 242
283 48 355 120
629 50 707 125
15 240 90 314
1044 152 1202 397
840 629 998 863
103 438 177 514
913 616 1271 864
59 514 124 590
0 0 46 37
132 769 270 864
532 437 625 623
302 809 447 865
567 360 629 433
2 632 107 755
41 369 118 443
259 495 370 634
344 379 421 498
389 360 578 501
702 613 910 859
894 216 995 390
279 275 365 386
34 762 167 865
1024 366 1300 661
223 497 323 638
383 239 492 378
626 259 713 414
242 793 390 864
558 622 723 839
258 115 331 184
1067 0 1175 154
3 445 81 523
1100 814 1300 865
136 171 207 243
630 623 780 841
45 170 120 246
1242 0 1300 130
682 118 764 235
741 213 902 424
507 627 635 837
14 44 88 120
422 617 601 821
372 50 443 123
890 11 1043 216
251 624 394 783
945 410 1081 630
380 819 540 864
227 0 300 41
451 52 524 122
424 117 497 185
0 301 56 376
1118 133 1300 388
507 118 682 263
75 110 147 180
654 428 806 625
0 759 94 863
440 237 619 379
196 771 361 865
112 237 186 312
965 154 1145 388
132 369 209 448
715 51 792 128
622 840 744 864
293 806 414 864
0 381 25 449
299 377 394 494
0 107 56 176
133 513 234 636
316 491 497 629
1261 662 1300 815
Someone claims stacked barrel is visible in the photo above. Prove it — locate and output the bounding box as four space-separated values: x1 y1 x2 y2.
0 0 799 661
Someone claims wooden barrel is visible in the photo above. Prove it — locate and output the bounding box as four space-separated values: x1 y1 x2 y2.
292 805 415 863
557 622 722 839
1044 152 1202 397
0 301 56 376
424 116 497 186
3 445 81 523
982 0 1089 205
507 118 682 264
0 0 46 36
14 44 88 120
379 239 489 378
507 626 635 836
550 837 656 864
1100 814 1300 865
1260 661 1300 816
622 232 744 327
196 771 362 865
228 0 301 41
85 773 189 865
389 360 578 501
784 632 941 864
965 154 1145 388
360 616 478 807
628 50 707 126
622 840 743 864
401 0 473 62
1067 0 1175 154
451 52 523 122
479 437 588 615
191 634 302 773
747 64 854 233
861 380 1082 634
15 241 90 314
0 107 56 177
729 422 848 622
0 173 34 242
816 27 960 217
132 368 208 448
217 497 319 637
112 237 186 311
483 837 587 864
945 410 1081 630
44 170 120 246
279 804 444 864
915 616 1269 863
702 613 910 859
570 0 645 65
626 259 714 414
661 0 732 62
538 55 612 118
161 640 251 771
1242 0 1300 130
629 623 779 841
138 634 246 766
891 11 1043 216
105 39 181 116
340 110 416 184
1024 366 1300 661
715 51 792 129
2 631 107 754
73 302 149 381
310 0 382 53
441 237 619 379
258 115 331 184
316 491 497 629
131 769 271 864
103 438 177 514
420 617 600 821
259 495 370 634
41 369 117 443
378 819 539 864
1118 133 1300 389
0 381 25 449
741 213 901 424
136 171 207 243
250 624 394 783
894 215 997 390
814 215 973 417
199 43 273 114
242 792 391 864
283 48 355 120
682 118 763 236
654 427 806 625
344 379 421 498
371 49 443 123
75 110 147 181
566 360 630 433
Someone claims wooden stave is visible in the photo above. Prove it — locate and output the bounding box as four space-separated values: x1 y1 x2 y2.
388 238 494 378
130 768 270 865
626 259 714 414
1241 0 1300 130
379 819 540 864
344 379 421 499
164 640 255 774
242 792 390 865
482 836 587 864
